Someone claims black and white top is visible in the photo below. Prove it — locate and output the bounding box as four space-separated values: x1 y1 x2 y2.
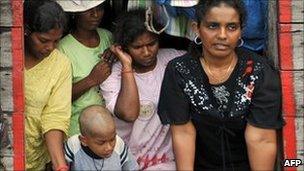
158 48 284 170
64 135 139 170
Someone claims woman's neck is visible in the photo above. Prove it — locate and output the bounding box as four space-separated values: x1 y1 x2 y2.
200 51 238 84
202 52 236 69
24 50 43 70
133 58 158 74
72 29 100 48
73 28 97 39
133 63 157 74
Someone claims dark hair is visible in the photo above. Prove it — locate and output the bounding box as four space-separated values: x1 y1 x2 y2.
195 0 246 28
65 2 108 34
24 0 67 33
189 0 247 58
113 8 162 49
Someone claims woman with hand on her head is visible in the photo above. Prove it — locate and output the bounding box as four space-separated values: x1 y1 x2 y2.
56 0 112 136
24 0 71 170
158 0 284 170
100 9 186 170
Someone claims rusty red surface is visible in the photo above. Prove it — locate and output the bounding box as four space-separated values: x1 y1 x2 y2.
11 0 25 170
278 0 297 170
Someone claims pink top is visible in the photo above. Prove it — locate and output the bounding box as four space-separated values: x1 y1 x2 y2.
100 48 186 170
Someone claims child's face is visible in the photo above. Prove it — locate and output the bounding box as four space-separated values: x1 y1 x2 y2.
81 130 116 158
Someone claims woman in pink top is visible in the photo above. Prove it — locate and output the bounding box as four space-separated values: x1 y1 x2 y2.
100 9 185 170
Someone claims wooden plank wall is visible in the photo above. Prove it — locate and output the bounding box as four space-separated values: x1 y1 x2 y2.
0 0 24 170
278 0 304 171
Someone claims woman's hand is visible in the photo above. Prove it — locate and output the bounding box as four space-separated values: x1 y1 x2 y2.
71 54 111 101
99 48 118 66
88 61 111 86
110 45 132 69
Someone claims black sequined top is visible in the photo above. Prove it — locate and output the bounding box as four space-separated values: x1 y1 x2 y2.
158 48 284 170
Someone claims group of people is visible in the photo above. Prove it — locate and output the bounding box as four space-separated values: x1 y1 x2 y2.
24 0 284 171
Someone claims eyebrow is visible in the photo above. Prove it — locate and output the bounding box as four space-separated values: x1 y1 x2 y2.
39 33 62 42
38 34 50 40
204 21 240 25
226 22 240 25
38 33 56 41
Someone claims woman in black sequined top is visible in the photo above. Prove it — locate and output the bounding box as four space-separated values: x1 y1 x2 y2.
158 0 284 170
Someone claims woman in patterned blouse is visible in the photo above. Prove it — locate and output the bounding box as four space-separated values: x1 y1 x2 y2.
158 0 284 170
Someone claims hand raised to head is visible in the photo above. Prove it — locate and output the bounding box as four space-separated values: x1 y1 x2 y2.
99 48 118 66
110 45 132 68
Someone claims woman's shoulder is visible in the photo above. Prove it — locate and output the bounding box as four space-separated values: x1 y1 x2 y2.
237 48 279 86
167 52 195 67
237 48 272 65
57 34 79 54
97 27 111 33
97 28 112 38
164 52 202 78
158 48 186 56
58 33 74 47
97 28 113 47
157 48 187 65
50 49 71 67
237 47 277 72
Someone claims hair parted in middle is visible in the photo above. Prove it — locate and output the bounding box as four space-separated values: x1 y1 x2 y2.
195 0 246 28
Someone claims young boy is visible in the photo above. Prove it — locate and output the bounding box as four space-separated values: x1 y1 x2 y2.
64 105 138 170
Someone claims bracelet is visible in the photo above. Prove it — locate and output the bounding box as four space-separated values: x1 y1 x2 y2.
121 69 134 74
56 165 68 171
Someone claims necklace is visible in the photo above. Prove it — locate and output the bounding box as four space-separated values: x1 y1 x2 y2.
92 158 104 171
201 56 235 83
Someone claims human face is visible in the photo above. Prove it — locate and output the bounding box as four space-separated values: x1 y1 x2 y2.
81 129 116 158
127 32 159 73
196 3 241 59
26 27 63 59
76 5 104 31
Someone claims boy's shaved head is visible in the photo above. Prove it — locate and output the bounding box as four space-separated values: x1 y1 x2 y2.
79 105 115 137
